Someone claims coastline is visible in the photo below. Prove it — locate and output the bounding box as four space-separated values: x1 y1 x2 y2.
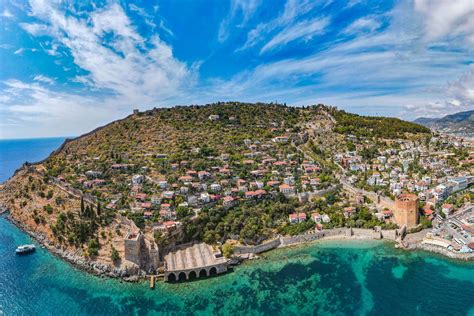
407 242 474 262
1 212 141 282
2 210 472 286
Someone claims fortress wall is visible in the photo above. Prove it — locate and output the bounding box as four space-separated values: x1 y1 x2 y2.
233 238 281 255
381 230 398 240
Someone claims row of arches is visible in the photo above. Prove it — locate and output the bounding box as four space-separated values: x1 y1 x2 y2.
167 267 218 282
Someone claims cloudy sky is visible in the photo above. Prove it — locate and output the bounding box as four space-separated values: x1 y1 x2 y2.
0 0 473 139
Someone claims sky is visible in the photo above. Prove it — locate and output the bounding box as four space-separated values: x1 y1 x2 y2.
0 0 473 139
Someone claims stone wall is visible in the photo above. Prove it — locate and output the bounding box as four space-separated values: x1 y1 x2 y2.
279 228 347 247
233 238 281 255
381 229 398 240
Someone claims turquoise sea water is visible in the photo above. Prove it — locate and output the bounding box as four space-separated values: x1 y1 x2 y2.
0 138 473 315
1 218 473 315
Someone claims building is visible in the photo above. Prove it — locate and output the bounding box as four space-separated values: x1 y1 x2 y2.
124 232 144 265
311 212 321 222
441 204 454 217
132 174 144 185
279 184 295 195
210 183 221 192
289 212 306 224
393 194 419 228
321 214 331 223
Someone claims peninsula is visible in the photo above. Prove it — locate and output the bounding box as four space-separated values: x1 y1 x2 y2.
1 102 472 282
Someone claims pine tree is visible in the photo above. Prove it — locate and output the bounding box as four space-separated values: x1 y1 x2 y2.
80 197 85 216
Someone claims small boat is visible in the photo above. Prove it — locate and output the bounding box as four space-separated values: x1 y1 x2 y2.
15 244 36 255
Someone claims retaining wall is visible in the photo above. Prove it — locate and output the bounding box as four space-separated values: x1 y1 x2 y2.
233 238 281 255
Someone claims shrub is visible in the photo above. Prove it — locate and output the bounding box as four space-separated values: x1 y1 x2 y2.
111 246 120 262
43 204 53 214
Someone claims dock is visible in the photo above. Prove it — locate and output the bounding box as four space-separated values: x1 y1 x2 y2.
150 276 155 289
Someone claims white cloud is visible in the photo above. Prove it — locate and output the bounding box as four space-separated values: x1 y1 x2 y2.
33 75 55 85
1 9 14 18
343 16 381 35
239 0 320 51
3 0 474 138
218 0 261 42
13 47 37 55
446 65 474 107
0 80 114 139
260 17 329 53
414 0 474 45
21 0 193 103
19 22 50 36
1 0 195 138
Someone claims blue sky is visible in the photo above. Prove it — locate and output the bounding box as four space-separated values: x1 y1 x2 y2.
0 0 473 138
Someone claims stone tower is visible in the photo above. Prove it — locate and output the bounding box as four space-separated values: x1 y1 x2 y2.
393 194 419 228
124 231 144 265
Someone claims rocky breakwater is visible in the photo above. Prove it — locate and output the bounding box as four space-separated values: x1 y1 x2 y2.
407 242 474 261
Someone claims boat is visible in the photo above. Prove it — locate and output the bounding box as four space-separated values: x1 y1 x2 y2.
15 244 36 255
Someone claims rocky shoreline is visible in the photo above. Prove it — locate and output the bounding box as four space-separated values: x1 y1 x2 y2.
407 242 474 261
2 209 472 285
2 212 143 282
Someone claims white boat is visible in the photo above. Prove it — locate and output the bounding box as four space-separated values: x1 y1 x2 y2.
15 244 36 255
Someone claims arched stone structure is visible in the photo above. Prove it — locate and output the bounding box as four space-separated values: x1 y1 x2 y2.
164 262 228 282
167 273 176 282
163 242 229 282
178 272 187 281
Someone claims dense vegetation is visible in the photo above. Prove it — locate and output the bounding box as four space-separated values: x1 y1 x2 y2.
331 110 430 139
3 102 432 251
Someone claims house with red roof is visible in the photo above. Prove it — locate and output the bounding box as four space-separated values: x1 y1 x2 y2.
289 212 306 224
279 183 295 195
344 207 357 218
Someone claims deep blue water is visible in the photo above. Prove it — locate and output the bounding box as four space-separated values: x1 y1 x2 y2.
0 137 66 183
0 138 473 315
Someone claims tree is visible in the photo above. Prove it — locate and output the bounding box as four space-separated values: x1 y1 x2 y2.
97 201 101 217
80 197 85 215
88 239 100 256
222 241 235 258
111 246 120 262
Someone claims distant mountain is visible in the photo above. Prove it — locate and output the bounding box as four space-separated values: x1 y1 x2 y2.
414 110 474 137
413 117 438 125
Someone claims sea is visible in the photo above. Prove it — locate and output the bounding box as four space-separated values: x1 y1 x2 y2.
0 138 473 315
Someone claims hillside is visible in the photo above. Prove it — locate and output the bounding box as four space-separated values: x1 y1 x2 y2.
0 102 431 272
414 110 474 136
